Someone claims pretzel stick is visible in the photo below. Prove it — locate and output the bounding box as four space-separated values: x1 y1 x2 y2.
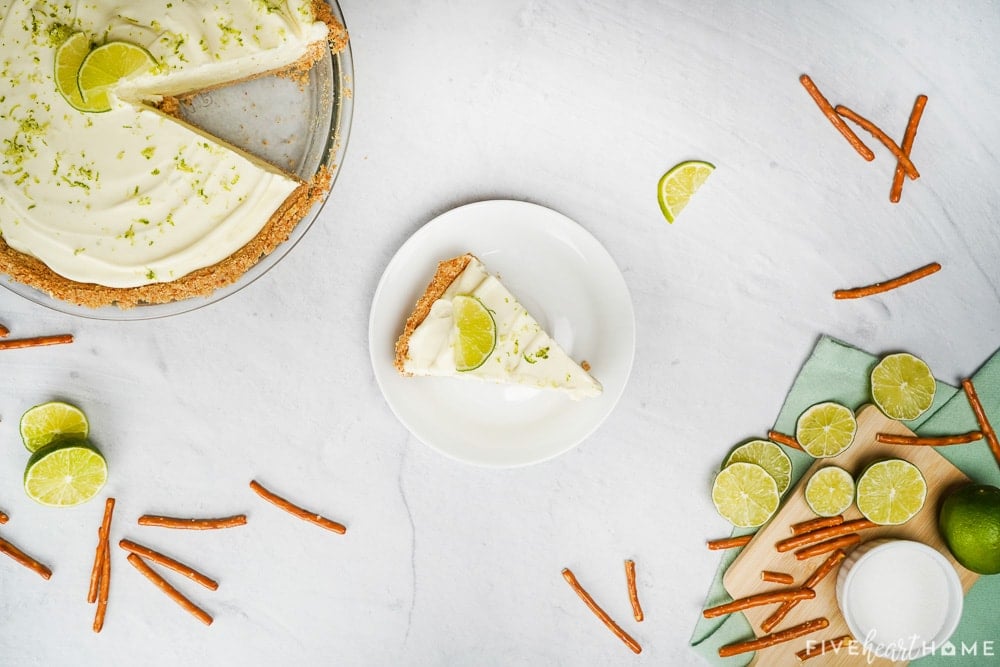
137 514 247 530
719 617 830 658
761 550 846 633
119 539 218 591
835 105 919 178
0 511 8 525
797 635 854 662
0 334 74 350
561 568 642 654
0 323 8 337
890 95 928 203
776 518 875 552
790 515 843 535
761 570 795 585
93 538 111 632
249 480 346 534
126 553 213 625
767 430 802 451
798 75 874 160
703 587 815 619
833 262 941 299
0 536 52 579
88 498 116 604
795 534 861 560
877 431 982 446
963 378 1000 469
707 535 752 550
625 560 643 622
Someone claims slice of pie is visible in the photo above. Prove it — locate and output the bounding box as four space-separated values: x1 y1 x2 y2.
394 254 603 400
0 0 348 308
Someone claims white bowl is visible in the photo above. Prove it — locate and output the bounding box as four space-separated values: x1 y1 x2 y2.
836 539 963 661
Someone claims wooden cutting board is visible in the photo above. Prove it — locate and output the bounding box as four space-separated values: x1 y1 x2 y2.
722 405 979 666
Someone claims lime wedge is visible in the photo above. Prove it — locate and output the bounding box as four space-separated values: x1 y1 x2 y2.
856 459 926 525
871 353 936 421
54 32 103 112
804 466 855 517
712 462 780 528
657 160 714 223
452 295 496 371
24 440 107 507
724 440 792 495
795 401 857 458
20 401 90 453
77 41 156 112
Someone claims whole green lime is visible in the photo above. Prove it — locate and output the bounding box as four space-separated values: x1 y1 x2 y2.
939 484 1000 575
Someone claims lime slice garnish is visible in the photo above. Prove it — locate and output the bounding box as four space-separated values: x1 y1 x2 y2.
724 440 792 495
856 459 927 525
712 461 780 528
657 160 714 223
77 41 156 113
804 466 855 517
24 440 107 507
54 32 104 112
871 352 936 421
19 401 90 453
452 295 497 371
795 401 857 458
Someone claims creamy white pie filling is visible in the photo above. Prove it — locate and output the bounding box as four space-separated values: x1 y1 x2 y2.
404 258 603 400
0 0 329 288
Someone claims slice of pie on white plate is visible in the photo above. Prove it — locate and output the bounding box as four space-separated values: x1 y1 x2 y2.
394 253 602 400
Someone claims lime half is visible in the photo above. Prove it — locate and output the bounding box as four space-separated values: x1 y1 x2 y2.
657 160 714 223
804 466 855 517
20 401 90 453
871 353 936 421
77 41 156 112
796 402 857 458
24 440 107 507
856 459 926 525
724 440 792 495
712 462 779 528
452 295 497 371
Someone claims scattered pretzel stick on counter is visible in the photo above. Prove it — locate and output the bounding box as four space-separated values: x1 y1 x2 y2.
798 75 874 160
88 498 116 604
703 587 815 619
761 570 795 585
0 323 8 337
93 539 111 632
126 553 213 625
707 535 752 550
797 635 854 662
137 514 247 530
119 539 218 591
963 378 1000 469
0 511 8 525
876 431 982 446
0 536 52 579
625 560 643 622
249 480 346 534
767 430 802 451
835 105 919 178
790 515 843 535
776 518 875 552
0 334 74 351
833 262 941 300
795 534 861 560
719 617 830 658
761 550 846 633
562 568 642 654
890 95 928 203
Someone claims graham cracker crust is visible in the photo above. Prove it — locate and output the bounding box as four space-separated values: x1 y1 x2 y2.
393 254 474 375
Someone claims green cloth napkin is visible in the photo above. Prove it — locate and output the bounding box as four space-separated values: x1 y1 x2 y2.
689 335 1000 665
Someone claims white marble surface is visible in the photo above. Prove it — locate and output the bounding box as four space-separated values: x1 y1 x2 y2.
2 1 999 665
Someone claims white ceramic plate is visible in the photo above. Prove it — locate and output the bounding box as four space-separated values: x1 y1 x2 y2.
369 200 635 467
